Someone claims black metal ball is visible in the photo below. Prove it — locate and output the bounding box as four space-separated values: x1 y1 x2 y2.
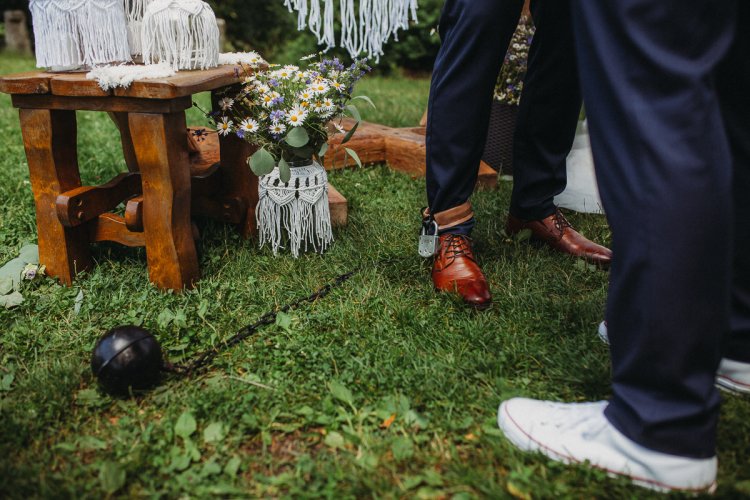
91 326 164 396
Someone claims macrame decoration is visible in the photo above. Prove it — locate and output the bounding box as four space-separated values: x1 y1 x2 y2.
29 0 131 69
142 0 220 70
283 0 419 61
257 162 333 258
124 0 153 56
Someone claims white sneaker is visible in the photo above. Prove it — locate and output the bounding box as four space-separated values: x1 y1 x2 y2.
497 398 718 493
598 321 609 344
716 358 750 395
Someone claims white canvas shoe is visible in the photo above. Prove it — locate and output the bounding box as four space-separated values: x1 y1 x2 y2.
598 321 609 344
497 398 718 493
716 358 750 395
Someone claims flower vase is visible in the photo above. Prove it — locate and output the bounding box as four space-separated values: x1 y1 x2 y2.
482 101 518 176
257 160 333 258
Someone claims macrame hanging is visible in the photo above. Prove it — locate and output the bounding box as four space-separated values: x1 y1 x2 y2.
124 0 154 56
283 0 419 61
141 0 220 70
257 162 334 258
29 0 131 69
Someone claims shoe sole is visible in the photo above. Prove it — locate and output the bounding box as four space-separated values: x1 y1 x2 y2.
716 375 750 395
497 402 717 494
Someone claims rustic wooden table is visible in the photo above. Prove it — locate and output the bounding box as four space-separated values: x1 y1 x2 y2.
0 66 257 291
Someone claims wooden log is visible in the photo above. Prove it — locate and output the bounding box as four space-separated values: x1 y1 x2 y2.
128 111 199 291
19 108 93 284
125 196 144 232
56 172 142 227
382 129 427 178
328 184 348 227
0 71 52 95
90 214 146 247
324 125 386 170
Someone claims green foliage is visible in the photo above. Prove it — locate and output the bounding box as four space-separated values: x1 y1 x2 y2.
208 0 444 71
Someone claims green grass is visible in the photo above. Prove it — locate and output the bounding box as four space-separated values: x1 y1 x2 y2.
0 51 748 499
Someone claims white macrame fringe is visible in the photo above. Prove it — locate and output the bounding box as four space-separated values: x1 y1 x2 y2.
142 0 220 70
218 51 266 66
29 0 131 68
283 0 418 61
257 163 333 258
86 62 175 90
124 0 153 56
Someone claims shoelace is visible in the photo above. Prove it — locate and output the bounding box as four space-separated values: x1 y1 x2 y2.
442 234 476 267
552 209 573 235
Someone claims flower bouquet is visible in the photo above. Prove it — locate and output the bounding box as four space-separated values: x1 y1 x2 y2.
483 16 535 175
212 55 372 257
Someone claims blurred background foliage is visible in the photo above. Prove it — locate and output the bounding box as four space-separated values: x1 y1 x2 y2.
207 0 444 73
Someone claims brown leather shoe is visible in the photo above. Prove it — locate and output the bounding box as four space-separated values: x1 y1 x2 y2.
506 209 612 268
432 234 492 309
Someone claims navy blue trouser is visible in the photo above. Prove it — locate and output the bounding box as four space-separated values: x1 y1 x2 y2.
574 0 748 458
425 0 582 234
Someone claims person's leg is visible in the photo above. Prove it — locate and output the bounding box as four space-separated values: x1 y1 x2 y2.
716 0 750 394
426 0 524 234
504 0 612 267
425 0 523 308
509 0 580 220
578 0 735 459
498 0 736 492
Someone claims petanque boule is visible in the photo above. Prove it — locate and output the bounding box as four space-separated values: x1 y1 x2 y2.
91 325 164 396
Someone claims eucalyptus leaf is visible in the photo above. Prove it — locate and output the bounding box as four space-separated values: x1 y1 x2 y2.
278 157 291 184
203 422 225 444
0 258 25 290
345 104 362 122
353 95 376 109
18 244 39 264
344 148 363 169
0 291 24 309
285 127 309 148
318 143 329 157
0 277 13 295
248 148 275 176
341 121 359 145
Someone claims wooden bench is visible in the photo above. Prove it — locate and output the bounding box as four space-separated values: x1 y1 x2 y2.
0 66 258 291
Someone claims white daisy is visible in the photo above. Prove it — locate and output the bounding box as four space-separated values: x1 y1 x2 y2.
261 93 274 107
269 122 287 135
218 97 234 110
299 89 315 101
286 106 308 127
313 101 327 113
256 83 270 94
333 122 346 134
240 118 260 134
322 98 335 109
283 65 299 72
218 117 233 136
276 68 293 79
311 80 330 94
331 81 345 92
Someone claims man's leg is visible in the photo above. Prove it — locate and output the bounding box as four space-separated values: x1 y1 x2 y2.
717 0 750 393
498 0 736 491
425 0 523 308
505 0 612 267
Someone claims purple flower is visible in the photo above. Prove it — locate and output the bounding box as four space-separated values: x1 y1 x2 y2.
269 78 279 87
270 110 285 122
271 96 285 106
236 130 245 139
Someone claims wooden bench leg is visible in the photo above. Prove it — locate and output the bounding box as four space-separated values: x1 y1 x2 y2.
128 111 199 291
110 112 140 173
20 108 92 285
212 90 258 238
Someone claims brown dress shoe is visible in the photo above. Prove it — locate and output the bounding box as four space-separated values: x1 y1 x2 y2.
432 234 492 309
506 209 612 267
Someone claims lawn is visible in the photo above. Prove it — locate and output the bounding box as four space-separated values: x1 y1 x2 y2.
0 51 748 498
